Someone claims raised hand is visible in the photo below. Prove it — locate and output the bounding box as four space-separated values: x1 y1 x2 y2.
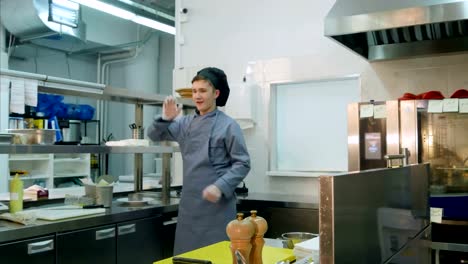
162 96 181 121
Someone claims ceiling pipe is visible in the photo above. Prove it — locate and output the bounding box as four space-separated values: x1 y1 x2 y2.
0 23 6 53
95 47 140 175
0 23 8 70
96 25 145 154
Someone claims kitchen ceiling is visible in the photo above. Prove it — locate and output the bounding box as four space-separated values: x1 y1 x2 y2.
112 0 175 25
130 0 175 17
0 0 176 54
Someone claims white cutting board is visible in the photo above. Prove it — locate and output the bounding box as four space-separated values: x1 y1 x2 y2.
27 206 106 221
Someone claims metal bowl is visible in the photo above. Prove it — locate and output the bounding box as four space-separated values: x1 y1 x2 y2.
7 129 56 145
281 232 318 245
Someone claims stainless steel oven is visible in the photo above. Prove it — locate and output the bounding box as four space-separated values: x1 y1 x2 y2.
348 99 468 263
349 100 468 209
400 100 468 212
400 99 468 263
347 100 400 171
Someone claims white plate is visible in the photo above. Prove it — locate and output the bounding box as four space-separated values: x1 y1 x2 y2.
116 197 154 204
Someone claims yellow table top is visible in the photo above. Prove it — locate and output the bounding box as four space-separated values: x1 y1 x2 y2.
154 241 294 264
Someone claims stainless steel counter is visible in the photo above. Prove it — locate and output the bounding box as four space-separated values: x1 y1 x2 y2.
0 145 178 154
0 192 318 244
237 193 319 209
0 198 180 244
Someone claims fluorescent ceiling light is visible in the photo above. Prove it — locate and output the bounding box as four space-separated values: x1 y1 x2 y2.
72 0 135 20
116 0 175 21
132 15 176 35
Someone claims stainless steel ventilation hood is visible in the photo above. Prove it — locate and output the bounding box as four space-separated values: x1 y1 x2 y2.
324 0 468 61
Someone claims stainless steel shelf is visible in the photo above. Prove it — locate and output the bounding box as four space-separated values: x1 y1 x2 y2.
431 241 468 252
1 69 196 108
0 145 179 154
38 86 196 107
1 69 183 195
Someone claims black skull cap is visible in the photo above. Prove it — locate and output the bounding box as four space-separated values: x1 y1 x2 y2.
196 67 230 106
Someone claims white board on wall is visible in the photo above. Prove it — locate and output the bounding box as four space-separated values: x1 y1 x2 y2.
273 76 360 173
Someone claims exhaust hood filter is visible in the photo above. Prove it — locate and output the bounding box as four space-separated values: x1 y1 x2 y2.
325 0 468 61
402 28 411 43
390 29 400 43
379 30 389 45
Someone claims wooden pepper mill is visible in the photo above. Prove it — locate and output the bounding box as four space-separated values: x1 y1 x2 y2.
226 212 255 264
246 210 268 264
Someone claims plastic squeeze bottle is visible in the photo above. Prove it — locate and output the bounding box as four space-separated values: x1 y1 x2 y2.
246 210 268 264
226 213 255 264
9 173 24 213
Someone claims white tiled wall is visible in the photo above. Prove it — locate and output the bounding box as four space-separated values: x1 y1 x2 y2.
366 53 468 101
176 0 468 196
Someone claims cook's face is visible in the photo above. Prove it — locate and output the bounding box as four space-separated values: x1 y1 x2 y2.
192 80 220 115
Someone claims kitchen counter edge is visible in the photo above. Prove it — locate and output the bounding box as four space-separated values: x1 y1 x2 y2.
0 192 318 244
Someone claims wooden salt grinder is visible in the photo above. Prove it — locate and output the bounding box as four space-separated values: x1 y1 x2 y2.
246 210 268 264
226 213 255 264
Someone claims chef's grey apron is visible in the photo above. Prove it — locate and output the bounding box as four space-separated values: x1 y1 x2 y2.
173 111 236 254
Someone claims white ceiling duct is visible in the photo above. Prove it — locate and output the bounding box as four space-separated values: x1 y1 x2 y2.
0 0 175 53
0 0 85 43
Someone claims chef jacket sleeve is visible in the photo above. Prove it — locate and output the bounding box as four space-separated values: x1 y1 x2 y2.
214 122 250 199
147 116 183 142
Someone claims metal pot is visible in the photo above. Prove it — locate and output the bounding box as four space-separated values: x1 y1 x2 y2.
281 232 318 248
60 120 81 144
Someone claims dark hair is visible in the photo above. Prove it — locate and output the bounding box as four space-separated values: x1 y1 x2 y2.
191 75 215 91
193 67 230 106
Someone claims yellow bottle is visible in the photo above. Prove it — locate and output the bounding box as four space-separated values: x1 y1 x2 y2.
9 173 24 213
